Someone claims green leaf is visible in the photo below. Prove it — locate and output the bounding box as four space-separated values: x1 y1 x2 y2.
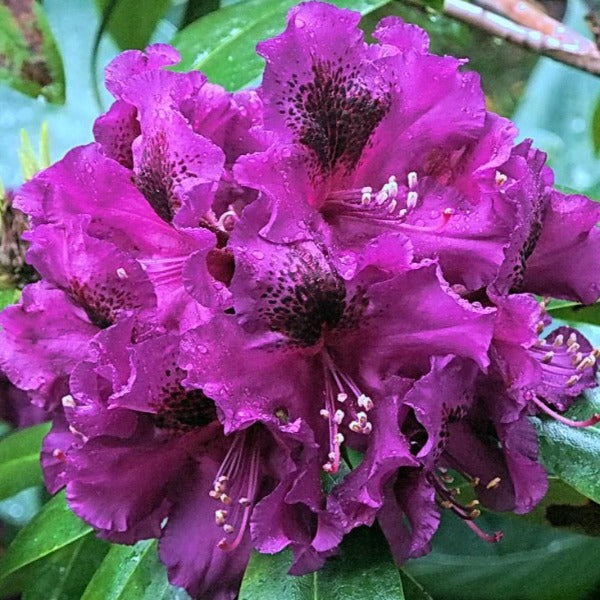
405 511 600 600
239 527 405 599
547 302 600 326
0 0 65 103
0 490 92 597
399 570 433 600
534 390 600 504
0 288 19 310
0 422 50 501
95 0 172 51
22 535 109 600
592 93 600 156
171 0 393 91
81 539 189 599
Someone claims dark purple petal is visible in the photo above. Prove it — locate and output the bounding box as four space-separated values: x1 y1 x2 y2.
0 283 97 409
93 100 140 169
523 191 600 303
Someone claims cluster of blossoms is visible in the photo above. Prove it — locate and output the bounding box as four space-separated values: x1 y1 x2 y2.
2 2 600 598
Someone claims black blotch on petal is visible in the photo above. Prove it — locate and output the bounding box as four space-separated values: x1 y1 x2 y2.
283 58 390 177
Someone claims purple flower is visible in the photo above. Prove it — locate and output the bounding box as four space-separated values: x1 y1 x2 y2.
44 320 330 599
0 219 157 410
180 196 494 553
0 374 47 428
95 44 268 223
234 3 533 292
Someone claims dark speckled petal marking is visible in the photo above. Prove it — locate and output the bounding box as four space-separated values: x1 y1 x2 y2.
280 57 390 178
256 246 368 347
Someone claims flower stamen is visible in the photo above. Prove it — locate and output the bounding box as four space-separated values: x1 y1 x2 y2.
531 395 600 428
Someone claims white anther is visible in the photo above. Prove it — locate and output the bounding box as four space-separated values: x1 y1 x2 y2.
61 394 76 408
322 462 334 473
566 374 581 387
336 393 348 403
357 411 368 424
220 494 232 505
238 497 251 507
334 409 345 425
375 190 388 205
386 175 398 198
320 409 330 419
362 422 373 434
567 332 578 347
495 171 507 186
536 321 545 334
361 187 372 205
567 342 581 355
407 171 418 190
553 334 565 347
215 510 227 525
335 433 345 445
387 199 397 214
116 267 128 279
357 395 374 411
406 191 418 209
398 208 407 218
223 524 235 534
217 475 229 484
349 421 361 433
572 352 583 366
486 476 501 490
541 351 554 364
577 356 596 371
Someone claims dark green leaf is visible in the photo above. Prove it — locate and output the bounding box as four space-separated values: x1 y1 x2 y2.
180 0 220 28
22 535 109 600
592 93 600 156
239 527 405 599
0 421 50 500
399 570 433 600
405 511 600 600
171 0 393 91
534 390 600 504
95 0 171 50
81 539 189 600
0 0 65 103
0 490 92 596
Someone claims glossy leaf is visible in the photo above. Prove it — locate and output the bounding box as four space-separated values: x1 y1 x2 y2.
95 0 172 51
81 539 189 600
405 511 600 600
22 535 109 600
0 0 65 103
0 421 50 500
399 570 433 600
171 0 393 91
239 527 405 599
534 390 600 504
0 491 92 597
547 302 600 327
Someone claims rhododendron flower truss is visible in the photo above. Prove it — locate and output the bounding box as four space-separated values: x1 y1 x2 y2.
43 322 335 599
2 1 600 598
